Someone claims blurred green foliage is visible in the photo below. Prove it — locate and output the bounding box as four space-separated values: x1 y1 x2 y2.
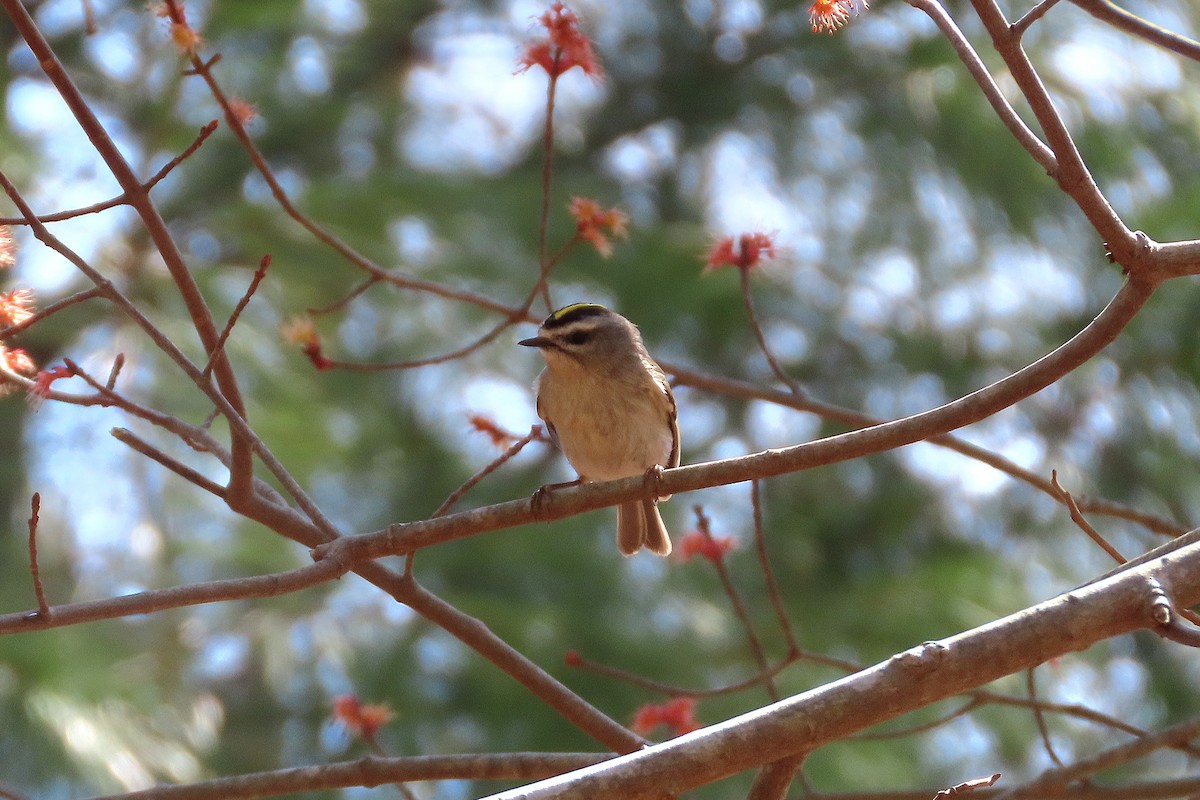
2 0 1200 797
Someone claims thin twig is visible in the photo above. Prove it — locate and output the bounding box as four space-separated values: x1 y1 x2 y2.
27 493 49 618
667 364 1188 539
1011 0 1063 37
1027 667 1065 767
1 554 353 635
0 286 103 340
994 718 1200 800
100 354 124 391
694 504 778 701
903 0 1057 174
852 698 981 740
1069 0 1200 62
203 254 271 378
1051 470 1127 564
535 66 560 314
567 649 797 699
739 266 803 395
432 426 543 518
91 752 611 800
0 121 218 226
751 480 799 654
308 275 381 315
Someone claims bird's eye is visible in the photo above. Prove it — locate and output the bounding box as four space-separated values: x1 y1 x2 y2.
565 330 590 346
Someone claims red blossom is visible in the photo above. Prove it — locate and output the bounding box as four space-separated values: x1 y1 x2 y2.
227 98 258 127
0 346 38 397
332 695 394 739
170 21 202 53
1 347 36 376
0 226 14 270
469 414 518 448
631 696 701 737
705 232 776 272
281 316 333 371
677 530 736 563
0 289 34 328
568 197 628 258
31 364 71 397
809 0 867 33
518 2 603 79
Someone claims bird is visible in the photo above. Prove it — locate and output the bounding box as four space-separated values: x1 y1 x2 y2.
519 303 680 556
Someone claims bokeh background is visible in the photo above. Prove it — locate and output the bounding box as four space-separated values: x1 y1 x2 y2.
2 0 1200 796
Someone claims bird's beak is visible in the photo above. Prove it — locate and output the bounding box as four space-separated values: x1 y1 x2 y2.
518 336 549 348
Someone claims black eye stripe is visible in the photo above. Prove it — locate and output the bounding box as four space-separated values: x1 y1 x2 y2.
542 303 609 329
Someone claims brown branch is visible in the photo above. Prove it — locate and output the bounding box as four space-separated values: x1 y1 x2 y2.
318 278 1155 562
1069 0 1200 62
567 649 796 699
27 493 49 618
0 121 218 226
174 37 519 320
903 0 1057 173
748 753 808 800
667 365 1188 539
996 718 1200 800
964 0 1142 271
0 286 104 340
751 479 799 654
323 310 525 371
0 556 353 635
535 70 560 314
397 576 644 754
852 698 981 741
1011 0 1063 37
0 0 255 500
203 254 271 378
739 265 803 395
1027 668 1065 767
433 426 543 518
475 544 1200 799
816 780 1200 800
308 275 381 315
1051 470 1127 563
91 752 611 800
693 505 778 700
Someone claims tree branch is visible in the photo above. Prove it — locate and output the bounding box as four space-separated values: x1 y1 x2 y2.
477 542 1200 798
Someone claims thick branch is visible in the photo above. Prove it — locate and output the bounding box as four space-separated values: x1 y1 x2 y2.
319 278 1154 561
478 542 1200 799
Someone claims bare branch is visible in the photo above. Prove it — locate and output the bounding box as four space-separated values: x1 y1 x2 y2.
1070 0 1200 62
0 556 352 635
1052 470 1127 563
751 480 799 654
477 544 1200 799
903 0 1057 173
92 752 611 800
996 718 1200 800
0 121 218 226
318 278 1155 562
203 254 272 379
26 493 49 618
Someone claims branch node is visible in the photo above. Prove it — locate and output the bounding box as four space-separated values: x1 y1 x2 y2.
893 641 949 673
1146 576 1200 648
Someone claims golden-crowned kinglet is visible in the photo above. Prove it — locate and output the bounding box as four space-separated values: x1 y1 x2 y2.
519 303 680 556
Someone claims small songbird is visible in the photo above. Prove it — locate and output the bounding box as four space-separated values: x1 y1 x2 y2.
519 303 680 556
